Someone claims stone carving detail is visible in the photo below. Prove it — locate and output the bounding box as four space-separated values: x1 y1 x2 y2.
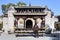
36 18 42 28
18 18 24 29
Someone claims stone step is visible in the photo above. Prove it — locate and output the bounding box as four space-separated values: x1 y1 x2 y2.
14 30 45 33
0 30 3 33
15 33 44 37
15 30 46 37
15 28 45 31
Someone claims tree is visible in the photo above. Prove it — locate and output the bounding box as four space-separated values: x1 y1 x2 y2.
7 3 15 8
1 2 26 13
1 4 7 13
17 2 26 6
1 3 15 13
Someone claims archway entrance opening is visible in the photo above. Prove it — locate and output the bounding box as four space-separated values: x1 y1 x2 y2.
26 20 33 29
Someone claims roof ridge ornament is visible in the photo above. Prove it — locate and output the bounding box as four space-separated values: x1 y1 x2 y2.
45 6 48 11
29 3 31 7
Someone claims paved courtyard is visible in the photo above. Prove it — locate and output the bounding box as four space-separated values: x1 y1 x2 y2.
0 31 60 40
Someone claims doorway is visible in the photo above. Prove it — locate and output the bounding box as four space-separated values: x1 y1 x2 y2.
26 20 33 29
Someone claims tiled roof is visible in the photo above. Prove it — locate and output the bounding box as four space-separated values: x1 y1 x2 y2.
14 6 45 8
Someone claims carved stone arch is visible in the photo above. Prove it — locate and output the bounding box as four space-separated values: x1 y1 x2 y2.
36 18 42 23
36 18 42 28
25 18 35 29
18 18 24 29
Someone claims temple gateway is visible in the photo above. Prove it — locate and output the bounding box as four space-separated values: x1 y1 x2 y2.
3 5 58 34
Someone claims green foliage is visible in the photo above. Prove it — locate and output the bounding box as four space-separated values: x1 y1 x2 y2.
1 4 7 13
2 3 15 13
1 2 26 13
17 2 26 6
7 3 15 8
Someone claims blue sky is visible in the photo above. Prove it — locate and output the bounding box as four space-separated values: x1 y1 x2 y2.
0 0 60 16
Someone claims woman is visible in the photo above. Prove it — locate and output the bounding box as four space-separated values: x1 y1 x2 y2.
33 24 39 37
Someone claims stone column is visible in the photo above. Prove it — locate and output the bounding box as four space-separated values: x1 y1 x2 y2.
24 18 26 29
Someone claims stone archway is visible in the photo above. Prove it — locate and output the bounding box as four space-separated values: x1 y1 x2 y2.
25 18 35 29
18 18 24 29
26 20 32 29
36 18 42 28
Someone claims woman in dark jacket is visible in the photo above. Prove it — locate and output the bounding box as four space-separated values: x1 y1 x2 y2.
33 24 39 37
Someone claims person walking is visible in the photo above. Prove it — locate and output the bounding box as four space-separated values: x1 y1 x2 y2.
33 23 39 37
